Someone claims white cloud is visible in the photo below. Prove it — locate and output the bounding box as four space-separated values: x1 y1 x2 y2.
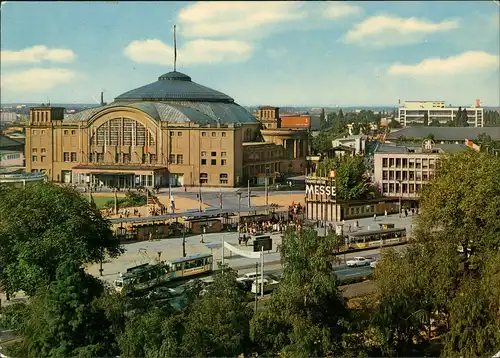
177 1 307 38
344 15 459 47
387 51 500 76
1 68 78 93
124 39 253 66
323 2 362 19
1 45 76 64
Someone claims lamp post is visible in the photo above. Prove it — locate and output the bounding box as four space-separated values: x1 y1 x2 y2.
397 179 402 218
182 226 186 257
237 192 242 239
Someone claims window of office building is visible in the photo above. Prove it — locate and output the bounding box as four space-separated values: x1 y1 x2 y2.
221 159 227 166
71 152 77 162
32 155 38 162
402 183 408 193
115 153 121 163
64 130 68 135
382 170 388 180
222 132 226 137
150 154 157 164
89 153 95 162
169 154 175 163
170 131 174 136
201 159 207 165
396 171 401 180
409 171 415 180
200 173 208 184
41 156 46 163
415 158 422 169
212 132 216 137
389 183 394 193
97 153 104 162
402 171 408 180
389 158 395 167
211 159 217 165
221 152 226 157
396 158 401 168
63 152 70 162
71 130 76 135
201 151 206 157
211 151 216 157
389 171 395 180
219 173 228 184
177 154 183 164
41 148 46 153
178 132 182 136
402 158 408 168
123 154 131 163
202 132 207 137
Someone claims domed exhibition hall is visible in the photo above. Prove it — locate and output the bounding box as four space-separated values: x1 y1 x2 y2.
25 70 308 188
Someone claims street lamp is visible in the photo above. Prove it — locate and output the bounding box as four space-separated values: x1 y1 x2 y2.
237 192 242 239
397 179 402 218
182 225 186 257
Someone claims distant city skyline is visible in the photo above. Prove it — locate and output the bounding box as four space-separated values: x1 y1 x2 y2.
1 1 499 107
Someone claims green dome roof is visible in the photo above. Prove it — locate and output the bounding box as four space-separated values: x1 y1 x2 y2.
115 71 234 103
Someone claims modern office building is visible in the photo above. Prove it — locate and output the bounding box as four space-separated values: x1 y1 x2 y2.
373 140 467 202
398 101 484 127
25 71 308 188
386 127 500 143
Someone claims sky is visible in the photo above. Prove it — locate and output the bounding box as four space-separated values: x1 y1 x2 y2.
1 1 499 107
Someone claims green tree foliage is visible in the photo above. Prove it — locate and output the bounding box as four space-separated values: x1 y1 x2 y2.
0 182 123 296
372 150 500 356
179 266 252 357
474 133 500 152
423 112 429 126
351 122 361 135
312 131 333 154
319 108 327 130
484 109 500 126
11 260 118 358
316 156 373 200
388 119 402 130
250 228 352 357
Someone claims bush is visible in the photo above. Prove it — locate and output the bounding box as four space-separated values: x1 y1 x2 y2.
0 303 30 330
103 193 147 209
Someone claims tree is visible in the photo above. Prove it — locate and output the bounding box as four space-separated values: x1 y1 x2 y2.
461 108 469 127
180 266 252 357
11 260 118 358
373 150 500 356
338 108 344 120
423 112 429 126
311 131 333 154
250 228 351 357
388 119 402 130
0 182 123 296
319 108 327 130
484 110 500 126
316 156 373 201
351 122 361 135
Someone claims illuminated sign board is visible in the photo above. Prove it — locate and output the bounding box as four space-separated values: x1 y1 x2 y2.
305 184 336 197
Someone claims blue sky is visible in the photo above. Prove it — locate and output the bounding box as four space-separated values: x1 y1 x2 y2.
1 1 499 107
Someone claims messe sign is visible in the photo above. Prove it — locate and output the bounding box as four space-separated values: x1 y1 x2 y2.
305 183 336 197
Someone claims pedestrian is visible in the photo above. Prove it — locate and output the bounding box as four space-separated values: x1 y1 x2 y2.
384 210 387 217
148 231 152 242
373 213 377 221
348 224 351 232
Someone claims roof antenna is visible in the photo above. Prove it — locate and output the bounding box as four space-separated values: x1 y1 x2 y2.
173 24 177 72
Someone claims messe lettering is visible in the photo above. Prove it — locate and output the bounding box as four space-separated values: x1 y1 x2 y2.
305 184 336 197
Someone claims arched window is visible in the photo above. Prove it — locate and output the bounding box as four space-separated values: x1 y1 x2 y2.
95 118 155 147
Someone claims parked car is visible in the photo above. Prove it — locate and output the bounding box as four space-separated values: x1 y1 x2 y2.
237 272 259 283
370 260 378 269
346 256 371 267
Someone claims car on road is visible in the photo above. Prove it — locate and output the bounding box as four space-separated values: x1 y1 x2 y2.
346 257 371 267
370 260 378 269
251 277 279 294
237 272 259 283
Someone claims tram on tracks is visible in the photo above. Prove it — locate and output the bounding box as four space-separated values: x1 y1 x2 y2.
114 253 214 295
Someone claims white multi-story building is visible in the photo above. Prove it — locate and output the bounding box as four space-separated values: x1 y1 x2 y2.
398 101 483 127
373 140 467 202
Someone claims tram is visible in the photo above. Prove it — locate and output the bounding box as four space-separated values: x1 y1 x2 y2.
346 228 407 250
114 253 214 295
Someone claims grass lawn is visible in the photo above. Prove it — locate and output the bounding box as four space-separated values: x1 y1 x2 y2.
87 195 115 209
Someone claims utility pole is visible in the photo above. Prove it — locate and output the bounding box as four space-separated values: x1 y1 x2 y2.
237 192 242 239
114 188 118 215
182 226 186 257
261 246 264 297
254 262 258 312
247 179 251 208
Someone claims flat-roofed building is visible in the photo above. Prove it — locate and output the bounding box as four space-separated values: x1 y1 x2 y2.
398 100 483 127
373 140 467 202
386 126 500 143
